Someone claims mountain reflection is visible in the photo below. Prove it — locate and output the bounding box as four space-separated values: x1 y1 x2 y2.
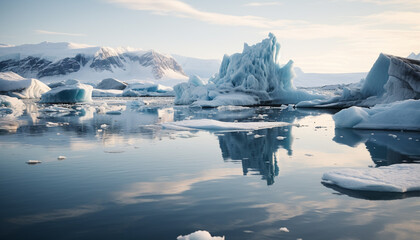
334 128 420 166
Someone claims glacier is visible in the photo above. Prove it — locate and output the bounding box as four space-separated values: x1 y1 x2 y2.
174 33 323 107
40 81 93 103
297 53 420 108
322 164 420 193
0 71 50 98
333 99 420 131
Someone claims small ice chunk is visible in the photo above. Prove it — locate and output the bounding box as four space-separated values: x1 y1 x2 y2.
100 124 108 129
26 160 41 164
276 136 286 140
177 230 225 240
57 156 66 160
106 110 122 115
388 134 397 138
279 227 289 232
322 164 420 192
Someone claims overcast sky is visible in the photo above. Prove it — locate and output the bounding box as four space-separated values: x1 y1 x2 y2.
0 0 419 73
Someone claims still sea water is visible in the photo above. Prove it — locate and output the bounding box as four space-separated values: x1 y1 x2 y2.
1 97 419 240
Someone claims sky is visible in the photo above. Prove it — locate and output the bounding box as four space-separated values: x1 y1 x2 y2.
0 0 419 73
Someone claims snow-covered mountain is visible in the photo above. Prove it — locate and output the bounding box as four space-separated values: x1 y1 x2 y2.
408 52 420 61
0 42 192 85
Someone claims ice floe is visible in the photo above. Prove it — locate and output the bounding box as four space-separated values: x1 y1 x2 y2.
333 99 420 131
177 230 224 240
174 33 323 107
0 95 25 117
322 164 420 192
162 119 290 131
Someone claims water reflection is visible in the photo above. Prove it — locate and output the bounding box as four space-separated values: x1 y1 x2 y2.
334 128 420 166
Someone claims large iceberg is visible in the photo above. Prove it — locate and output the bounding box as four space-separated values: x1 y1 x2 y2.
322 164 420 193
174 33 323 107
297 54 420 108
40 81 93 103
333 99 420 131
0 71 50 98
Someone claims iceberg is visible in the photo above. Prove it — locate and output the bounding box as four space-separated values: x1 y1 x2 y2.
92 89 123 97
40 81 93 103
322 164 420 193
162 119 290 131
333 99 420 131
297 54 420 108
0 71 50 98
174 33 323 107
177 230 224 240
96 78 127 90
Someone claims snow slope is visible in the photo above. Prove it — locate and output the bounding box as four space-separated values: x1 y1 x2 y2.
0 71 50 98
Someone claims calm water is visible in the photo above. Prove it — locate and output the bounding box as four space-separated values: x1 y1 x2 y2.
1 97 419 240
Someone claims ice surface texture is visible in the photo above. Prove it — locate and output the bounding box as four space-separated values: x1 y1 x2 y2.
333 99 420 131
41 81 93 103
174 33 322 107
0 95 25 117
322 164 420 192
0 72 50 98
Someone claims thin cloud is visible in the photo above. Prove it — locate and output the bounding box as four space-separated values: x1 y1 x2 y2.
35 30 85 37
244 2 283 7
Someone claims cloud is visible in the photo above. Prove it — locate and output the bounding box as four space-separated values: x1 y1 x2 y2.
35 30 85 37
244 2 283 7
107 0 294 28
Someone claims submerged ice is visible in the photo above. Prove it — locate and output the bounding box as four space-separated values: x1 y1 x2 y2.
174 33 322 107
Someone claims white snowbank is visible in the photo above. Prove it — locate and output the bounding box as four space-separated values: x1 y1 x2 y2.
162 119 290 131
41 82 93 103
174 33 323 107
177 230 224 240
96 78 127 90
0 71 50 98
333 99 420 130
322 164 420 192
0 95 25 117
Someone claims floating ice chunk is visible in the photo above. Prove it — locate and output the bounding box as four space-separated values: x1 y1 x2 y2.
174 33 323 107
254 134 264 138
322 164 420 192
40 82 93 103
162 119 290 131
276 136 286 140
0 72 50 99
57 156 66 160
26 160 41 164
0 95 25 117
177 230 225 240
333 99 420 131
100 124 108 129
96 78 127 90
0 120 19 132
217 105 249 111
279 227 289 233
